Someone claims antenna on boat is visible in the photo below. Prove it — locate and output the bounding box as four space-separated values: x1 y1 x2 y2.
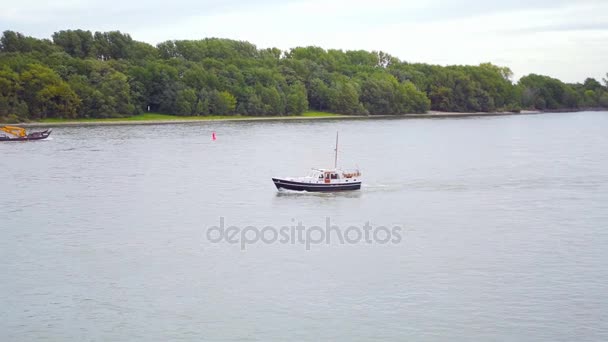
334 131 339 169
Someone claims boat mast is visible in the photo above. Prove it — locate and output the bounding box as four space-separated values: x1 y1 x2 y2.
334 131 339 169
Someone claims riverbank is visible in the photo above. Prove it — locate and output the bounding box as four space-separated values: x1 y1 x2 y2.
8 110 550 127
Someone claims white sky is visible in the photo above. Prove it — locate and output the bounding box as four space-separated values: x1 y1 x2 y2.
2 0 607 83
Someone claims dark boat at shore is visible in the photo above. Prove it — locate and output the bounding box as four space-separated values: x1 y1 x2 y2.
272 132 362 192
0 126 52 141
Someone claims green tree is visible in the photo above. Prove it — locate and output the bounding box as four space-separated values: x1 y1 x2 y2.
0 67 22 116
599 93 608 108
175 87 197 115
37 83 81 118
1 31 57 54
100 71 135 116
2 29 605 121
359 74 396 114
429 86 452 111
517 74 576 110
399 81 431 113
52 30 95 58
20 64 81 119
328 79 364 114
581 90 597 107
285 82 308 115
583 78 602 91
209 90 237 115
308 78 331 111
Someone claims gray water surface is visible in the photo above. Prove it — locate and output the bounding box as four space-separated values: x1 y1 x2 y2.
1 112 608 341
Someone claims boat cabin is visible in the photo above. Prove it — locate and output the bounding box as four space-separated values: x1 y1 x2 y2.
308 168 360 184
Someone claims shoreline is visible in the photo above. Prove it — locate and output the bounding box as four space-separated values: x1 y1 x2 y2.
6 109 580 128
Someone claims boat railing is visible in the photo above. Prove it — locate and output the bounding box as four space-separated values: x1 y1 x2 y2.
342 170 361 178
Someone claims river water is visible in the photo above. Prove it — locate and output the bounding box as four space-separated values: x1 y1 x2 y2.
1 111 607 341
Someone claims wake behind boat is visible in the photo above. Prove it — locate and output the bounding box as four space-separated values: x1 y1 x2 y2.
272 132 362 192
0 126 52 141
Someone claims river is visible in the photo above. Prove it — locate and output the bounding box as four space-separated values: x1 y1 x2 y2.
1 111 607 341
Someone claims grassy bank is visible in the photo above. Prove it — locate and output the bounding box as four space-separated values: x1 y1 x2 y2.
6 111 349 127
4 110 562 128
35 111 341 123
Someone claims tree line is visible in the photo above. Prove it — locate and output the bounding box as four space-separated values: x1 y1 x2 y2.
0 29 607 121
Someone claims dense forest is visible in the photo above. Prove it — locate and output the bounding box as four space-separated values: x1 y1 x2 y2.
0 29 607 122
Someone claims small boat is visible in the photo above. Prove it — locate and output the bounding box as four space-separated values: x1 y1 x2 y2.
0 126 52 141
272 132 362 192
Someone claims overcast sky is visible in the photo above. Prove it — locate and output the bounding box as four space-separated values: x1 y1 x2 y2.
2 0 607 83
